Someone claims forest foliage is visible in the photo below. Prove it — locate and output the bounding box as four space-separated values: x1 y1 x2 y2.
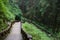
0 0 22 32
0 0 60 35
20 0 60 34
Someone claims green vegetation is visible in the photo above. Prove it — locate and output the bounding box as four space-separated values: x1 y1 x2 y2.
0 0 8 32
21 0 60 34
0 0 22 32
0 0 60 40
22 22 52 40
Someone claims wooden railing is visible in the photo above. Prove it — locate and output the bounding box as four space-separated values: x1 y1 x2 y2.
0 22 11 40
0 21 32 40
21 28 32 40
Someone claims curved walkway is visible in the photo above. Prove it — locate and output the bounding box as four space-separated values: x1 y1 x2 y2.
5 22 23 40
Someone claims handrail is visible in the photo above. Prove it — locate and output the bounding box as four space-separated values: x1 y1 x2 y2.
21 28 32 40
0 22 12 40
0 21 32 40
0 22 11 35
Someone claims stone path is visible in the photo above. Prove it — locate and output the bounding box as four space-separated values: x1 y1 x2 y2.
5 22 23 40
